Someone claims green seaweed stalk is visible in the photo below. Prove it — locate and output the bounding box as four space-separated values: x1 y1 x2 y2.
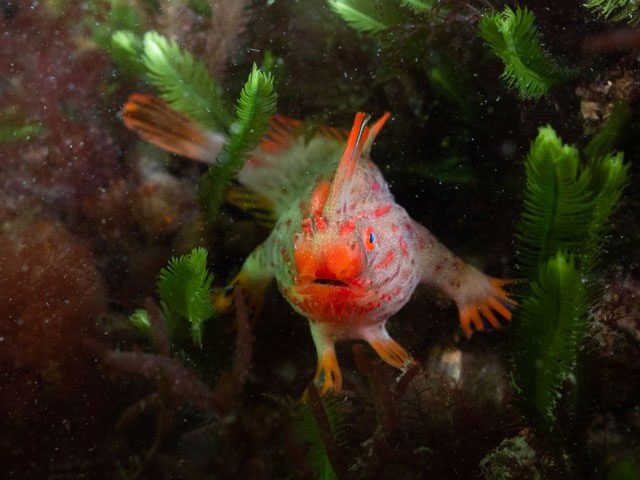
199 64 277 222
479 6 567 100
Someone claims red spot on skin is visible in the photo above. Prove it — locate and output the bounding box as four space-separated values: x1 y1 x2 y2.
373 205 392 218
314 215 327 232
376 250 395 270
371 181 380 191
400 238 408 256
302 218 312 235
340 220 356 235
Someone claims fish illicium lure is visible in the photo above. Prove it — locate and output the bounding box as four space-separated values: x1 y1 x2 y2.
123 95 516 394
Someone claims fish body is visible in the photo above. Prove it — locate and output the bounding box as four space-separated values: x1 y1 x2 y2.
123 96 515 394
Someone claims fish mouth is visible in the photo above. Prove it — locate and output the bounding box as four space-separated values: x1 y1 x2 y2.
312 278 349 287
295 276 368 298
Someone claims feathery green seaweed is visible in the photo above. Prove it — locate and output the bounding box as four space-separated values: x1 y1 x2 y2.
110 30 146 77
584 0 640 25
583 152 629 269
513 252 588 422
292 396 347 480
157 247 215 347
199 64 277 221
327 0 405 34
401 0 435 13
584 101 631 161
142 31 232 131
479 7 566 100
515 127 593 278
129 308 151 335
512 126 628 424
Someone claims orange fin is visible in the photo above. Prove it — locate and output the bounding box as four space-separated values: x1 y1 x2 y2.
122 94 224 163
362 111 391 156
323 112 370 214
459 278 518 338
258 115 301 154
323 112 391 214
367 336 414 369
317 124 348 142
314 350 343 395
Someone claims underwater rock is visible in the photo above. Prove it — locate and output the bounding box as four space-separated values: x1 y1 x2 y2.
396 346 514 478
575 63 640 134
479 436 541 480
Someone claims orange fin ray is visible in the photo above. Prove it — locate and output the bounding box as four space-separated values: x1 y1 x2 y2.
122 94 225 163
323 111 391 215
258 115 301 153
323 112 370 214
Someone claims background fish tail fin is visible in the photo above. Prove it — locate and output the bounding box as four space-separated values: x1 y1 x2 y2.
122 94 225 163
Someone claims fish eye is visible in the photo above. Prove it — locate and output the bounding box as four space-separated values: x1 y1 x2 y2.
364 227 376 251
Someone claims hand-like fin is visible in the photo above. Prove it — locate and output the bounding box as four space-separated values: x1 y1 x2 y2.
122 94 225 163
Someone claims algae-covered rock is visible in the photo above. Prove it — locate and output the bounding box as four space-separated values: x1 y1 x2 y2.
480 436 541 480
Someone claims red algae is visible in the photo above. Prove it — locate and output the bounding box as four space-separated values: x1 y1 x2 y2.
0 221 106 387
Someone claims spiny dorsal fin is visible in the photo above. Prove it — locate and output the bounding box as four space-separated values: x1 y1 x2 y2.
122 94 225 163
322 111 390 215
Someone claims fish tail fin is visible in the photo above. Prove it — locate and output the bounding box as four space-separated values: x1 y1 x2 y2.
122 94 225 163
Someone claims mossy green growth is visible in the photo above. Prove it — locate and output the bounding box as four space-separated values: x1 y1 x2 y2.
512 126 628 424
85 0 146 50
584 0 640 26
0 110 44 143
479 436 540 480
157 247 216 347
479 6 568 100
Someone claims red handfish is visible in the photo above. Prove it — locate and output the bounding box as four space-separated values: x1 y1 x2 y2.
123 95 516 394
